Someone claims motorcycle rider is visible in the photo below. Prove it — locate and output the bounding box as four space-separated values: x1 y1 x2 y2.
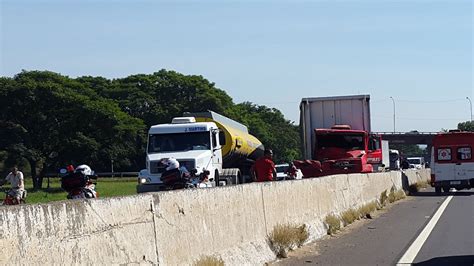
1 166 26 204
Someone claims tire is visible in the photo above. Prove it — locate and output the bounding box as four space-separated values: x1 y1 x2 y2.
435 187 441 194
442 186 450 193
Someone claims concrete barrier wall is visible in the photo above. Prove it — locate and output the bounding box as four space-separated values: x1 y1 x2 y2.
0 169 430 265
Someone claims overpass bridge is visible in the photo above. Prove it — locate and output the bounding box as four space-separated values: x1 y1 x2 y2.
373 131 439 145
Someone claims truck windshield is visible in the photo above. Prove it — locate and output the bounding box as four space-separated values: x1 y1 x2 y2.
148 132 211 153
316 133 365 150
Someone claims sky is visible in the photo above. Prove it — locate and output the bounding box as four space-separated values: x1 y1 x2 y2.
1 0 472 132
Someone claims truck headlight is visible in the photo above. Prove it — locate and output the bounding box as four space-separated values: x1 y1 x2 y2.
139 178 148 184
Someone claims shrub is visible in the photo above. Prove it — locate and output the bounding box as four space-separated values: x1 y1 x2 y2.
269 224 299 257
194 256 224 266
379 190 388 208
294 224 309 247
325 214 341 235
358 201 377 218
341 209 359 226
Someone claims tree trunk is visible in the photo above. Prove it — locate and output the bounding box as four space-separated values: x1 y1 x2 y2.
29 159 39 190
37 162 47 189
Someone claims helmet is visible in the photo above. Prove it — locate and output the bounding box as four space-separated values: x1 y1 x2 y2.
162 157 179 171
75 164 92 175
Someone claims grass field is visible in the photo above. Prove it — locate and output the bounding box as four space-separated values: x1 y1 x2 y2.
1 177 138 204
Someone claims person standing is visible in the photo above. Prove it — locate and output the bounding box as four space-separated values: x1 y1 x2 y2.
252 149 277 182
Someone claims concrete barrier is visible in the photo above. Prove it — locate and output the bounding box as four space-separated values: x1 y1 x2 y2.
0 170 430 265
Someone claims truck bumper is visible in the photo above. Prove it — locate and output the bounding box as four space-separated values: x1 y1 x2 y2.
136 184 166 193
431 179 473 190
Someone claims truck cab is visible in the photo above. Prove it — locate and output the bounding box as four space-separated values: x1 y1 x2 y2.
431 131 474 193
137 117 222 193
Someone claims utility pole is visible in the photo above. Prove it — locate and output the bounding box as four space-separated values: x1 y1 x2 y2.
467 97 473 122
390 96 396 133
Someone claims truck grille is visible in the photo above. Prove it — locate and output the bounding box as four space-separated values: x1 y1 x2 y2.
149 160 195 174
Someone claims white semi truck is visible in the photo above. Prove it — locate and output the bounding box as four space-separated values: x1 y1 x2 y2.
137 111 264 193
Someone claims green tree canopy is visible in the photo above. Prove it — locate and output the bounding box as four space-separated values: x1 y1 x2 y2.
0 71 145 188
457 121 474 131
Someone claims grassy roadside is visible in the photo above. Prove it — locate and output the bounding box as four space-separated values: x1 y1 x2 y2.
0 177 138 204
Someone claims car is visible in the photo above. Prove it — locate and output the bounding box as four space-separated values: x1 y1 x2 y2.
275 163 303 181
407 157 425 169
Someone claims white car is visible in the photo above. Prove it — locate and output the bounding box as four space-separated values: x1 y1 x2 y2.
407 157 425 169
275 163 303 181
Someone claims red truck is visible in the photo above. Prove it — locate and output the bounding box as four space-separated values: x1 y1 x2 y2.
297 95 383 178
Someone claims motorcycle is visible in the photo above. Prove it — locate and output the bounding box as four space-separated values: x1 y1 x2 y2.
60 165 98 199
161 167 212 190
1 188 27 205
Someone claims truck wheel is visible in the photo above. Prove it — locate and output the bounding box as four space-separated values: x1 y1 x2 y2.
435 187 441 194
442 186 450 193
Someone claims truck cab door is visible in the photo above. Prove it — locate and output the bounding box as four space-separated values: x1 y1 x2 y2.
211 129 223 173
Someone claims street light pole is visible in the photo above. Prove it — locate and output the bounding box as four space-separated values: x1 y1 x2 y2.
390 96 396 133
467 97 473 122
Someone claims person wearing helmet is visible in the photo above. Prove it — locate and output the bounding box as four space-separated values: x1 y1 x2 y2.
161 158 179 171
75 164 93 176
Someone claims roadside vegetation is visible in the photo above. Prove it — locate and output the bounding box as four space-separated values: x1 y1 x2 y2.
324 188 407 237
408 180 430 194
0 70 301 190
268 223 309 258
194 256 224 266
0 177 137 204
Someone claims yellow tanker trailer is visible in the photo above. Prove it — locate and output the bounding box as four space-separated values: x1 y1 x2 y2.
189 111 264 183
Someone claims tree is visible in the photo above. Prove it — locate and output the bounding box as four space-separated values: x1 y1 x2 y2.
87 69 234 128
0 71 145 189
458 121 474 132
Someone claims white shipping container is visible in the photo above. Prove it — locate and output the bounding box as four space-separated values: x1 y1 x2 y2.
300 94 371 159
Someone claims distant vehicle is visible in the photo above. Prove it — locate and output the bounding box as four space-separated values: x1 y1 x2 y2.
389 149 400 170
275 163 303 180
430 131 474 193
407 157 425 169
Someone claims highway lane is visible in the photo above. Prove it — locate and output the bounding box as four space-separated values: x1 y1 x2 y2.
410 190 474 265
275 188 474 266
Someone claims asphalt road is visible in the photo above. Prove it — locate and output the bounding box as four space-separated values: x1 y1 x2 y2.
275 188 474 266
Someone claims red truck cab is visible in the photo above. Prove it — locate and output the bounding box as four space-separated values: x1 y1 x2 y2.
431 131 474 193
312 125 373 174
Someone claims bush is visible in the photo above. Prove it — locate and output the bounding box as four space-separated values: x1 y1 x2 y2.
268 223 309 257
379 190 388 208
341 209 359 226
194 256 224 266
358 201 377 218
325 214 341 235
295 224 309 247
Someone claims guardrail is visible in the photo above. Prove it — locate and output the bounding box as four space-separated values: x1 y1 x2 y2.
44 172 139 178
373 132 439 135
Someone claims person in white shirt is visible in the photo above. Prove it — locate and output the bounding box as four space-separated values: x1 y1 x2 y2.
1 166 25 202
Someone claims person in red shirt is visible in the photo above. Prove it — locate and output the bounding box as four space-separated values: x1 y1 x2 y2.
252 149 276 182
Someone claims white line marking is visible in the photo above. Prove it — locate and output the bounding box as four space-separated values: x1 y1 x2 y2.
397 195 454 265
